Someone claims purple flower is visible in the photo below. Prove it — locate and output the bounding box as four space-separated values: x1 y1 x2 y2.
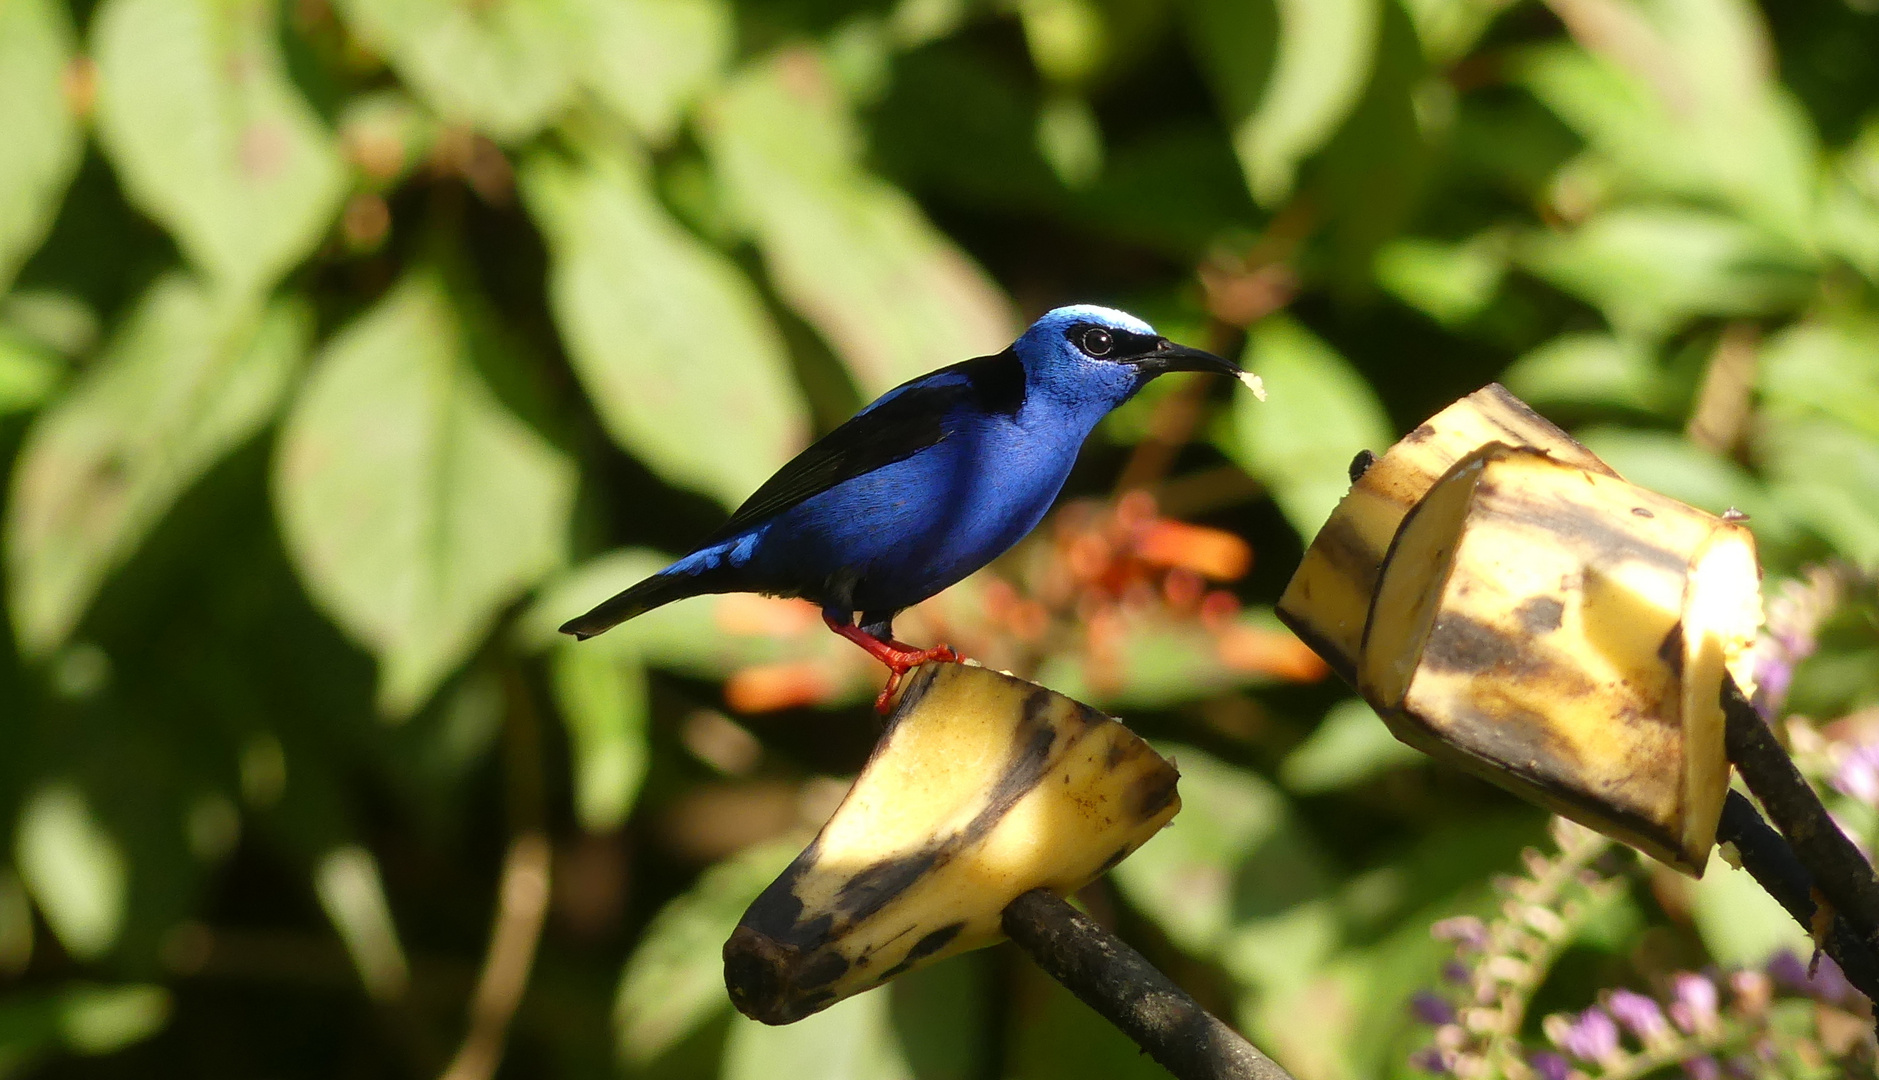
1431 916 1489 953
1410 991 1457 1026
1723 1054 1758 1079
1683 1056 1722 1080
1833 743 1879 805
1558 1007 1620 1064
1766 948 1809 991
1529 1051 1570 1080
1766 948 1854 1005
1607 988 1670 1045
1669 972 1719 1034
1441 960 1470 985
1409 1046 1451 1075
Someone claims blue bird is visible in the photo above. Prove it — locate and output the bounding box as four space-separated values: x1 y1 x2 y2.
560 305 1264 710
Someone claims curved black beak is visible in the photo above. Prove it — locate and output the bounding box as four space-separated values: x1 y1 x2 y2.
1129 339 1266 398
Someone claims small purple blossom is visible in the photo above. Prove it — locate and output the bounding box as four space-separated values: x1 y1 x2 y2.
1607 988 1670 1045
1723 1054 1758 1079
1682 1055 1722 1080
1410 991 1457 1026
1833 742 1879 805
1431 916 1489 953
1409 1046 1452 1075
1766 948 1854 1005
1558 1007 1620 1064
1528 1051 1570 1080
1441 960 1470 985
1669 972 1719 1034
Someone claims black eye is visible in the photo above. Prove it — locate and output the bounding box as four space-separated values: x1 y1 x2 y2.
1080 327 1114 356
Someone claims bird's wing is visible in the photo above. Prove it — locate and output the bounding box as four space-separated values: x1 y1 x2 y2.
696 348 1025 547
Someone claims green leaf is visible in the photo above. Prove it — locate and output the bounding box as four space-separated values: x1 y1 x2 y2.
616 839 799 1065
1373 231 1507 327
313 846 409 1001
275 271 575 716
0 0 82 295
580 0 731 144
1692 846 1812 968
0 983 169 1072
91 0 346 298
1227 314 1393 539
0 329 62 417
1758 417 1879 568
1516 0 1819 244
5 276 308 657
1759 318 1879 443
1516 207 1814 343
15 783 126 962
520 143 807 508
1397 0 1512 65
1500 330 1670 413
1280 699 1422 794
1110 743 1329 959
722 990 912 1080
332 0 585 143
1235 0 1381 206
549 644 650 832
702 48 1016 396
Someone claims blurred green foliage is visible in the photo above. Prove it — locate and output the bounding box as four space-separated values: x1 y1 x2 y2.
1 0 1878 1076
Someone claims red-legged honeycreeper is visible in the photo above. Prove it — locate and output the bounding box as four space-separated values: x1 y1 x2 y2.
559 305 1264 710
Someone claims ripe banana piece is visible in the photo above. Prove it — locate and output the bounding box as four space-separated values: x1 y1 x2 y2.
1277 384 1763 875
1278 383 1614 684
723 662 1180 1024
1360 445 1759 873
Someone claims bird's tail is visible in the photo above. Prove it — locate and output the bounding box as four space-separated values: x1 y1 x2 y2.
558 550 747 640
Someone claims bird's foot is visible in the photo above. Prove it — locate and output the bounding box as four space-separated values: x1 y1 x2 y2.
822 616 963 714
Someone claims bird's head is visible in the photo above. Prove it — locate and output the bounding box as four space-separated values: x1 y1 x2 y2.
1013 305 1263 411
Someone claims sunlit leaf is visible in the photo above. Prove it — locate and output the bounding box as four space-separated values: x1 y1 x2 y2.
1397 0 1513 64
723 990 911 1080
332 0 585 143
91 0 345 297
0 0 82 295
1226 315 1393 539
1111 744 1329 959
580 0 730 144
1758 417 1879 568
1235 0 1380 206
1516 207 1814 343
550 644 650 832
56 984 170 1055
15 783 126 962
616 839 799 1065
702 47 1016 396
1374 231 1507 327
275 271 575 716
521 143 807 508
1280 699 1422 794
1500 330 1670 413
1759 318 1879 443
5 276 308 657
1517 0 1818 244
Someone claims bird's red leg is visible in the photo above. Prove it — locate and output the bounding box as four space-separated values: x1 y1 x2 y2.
822 614 961 713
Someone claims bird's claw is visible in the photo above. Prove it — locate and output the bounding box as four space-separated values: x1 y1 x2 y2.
873 642 961 714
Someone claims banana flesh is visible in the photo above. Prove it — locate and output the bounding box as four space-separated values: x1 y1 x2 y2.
723 662 1180 1024
1358 445 1759 873
1278 383 1614 684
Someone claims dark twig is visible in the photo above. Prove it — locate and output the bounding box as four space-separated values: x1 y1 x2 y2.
1714 791 1879 1006
1002 889 1295 1080
1722 678 1879 948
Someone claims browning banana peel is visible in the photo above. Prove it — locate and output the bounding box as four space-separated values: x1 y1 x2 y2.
1278 385 1763 876
723 662 1180 1023
1277 383 1614 683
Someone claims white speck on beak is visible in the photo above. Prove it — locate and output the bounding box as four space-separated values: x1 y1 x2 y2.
1237 370 1267 401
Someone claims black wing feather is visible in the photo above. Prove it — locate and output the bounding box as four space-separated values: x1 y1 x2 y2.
694 349 1024 547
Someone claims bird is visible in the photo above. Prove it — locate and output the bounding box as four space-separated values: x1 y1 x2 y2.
560 304 1265 711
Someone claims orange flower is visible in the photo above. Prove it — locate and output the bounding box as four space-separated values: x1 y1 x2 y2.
725 662 837 713
1216 626 1329 682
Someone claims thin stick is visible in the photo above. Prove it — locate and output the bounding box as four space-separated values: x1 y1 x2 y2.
1722 678 1879 947
1714 791 1879 1007
1002 889 1295 1080
439 833 552 1080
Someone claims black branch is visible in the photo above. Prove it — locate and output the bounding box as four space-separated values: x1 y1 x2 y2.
1723 678 1879 951
1002 889 1296 1080
1714 790 1879 1007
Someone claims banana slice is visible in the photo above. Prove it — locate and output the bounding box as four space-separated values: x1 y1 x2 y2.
724 662 1181 1024
1358 445 1760 873
1277 383 1613 683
